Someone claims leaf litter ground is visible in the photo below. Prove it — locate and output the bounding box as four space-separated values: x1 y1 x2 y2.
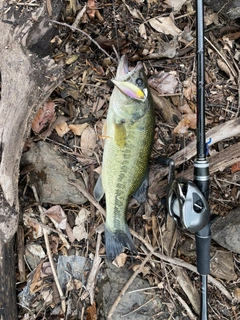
16 0 240 319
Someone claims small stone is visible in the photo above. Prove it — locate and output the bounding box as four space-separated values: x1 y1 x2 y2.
21 141 87 205
211 206 240 254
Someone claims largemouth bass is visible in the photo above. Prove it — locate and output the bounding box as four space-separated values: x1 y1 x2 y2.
94 55 155 259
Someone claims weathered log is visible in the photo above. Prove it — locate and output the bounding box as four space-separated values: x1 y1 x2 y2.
0 1 64 317
149 119 240 200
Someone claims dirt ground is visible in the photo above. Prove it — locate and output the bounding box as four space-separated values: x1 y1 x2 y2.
7 0 240 319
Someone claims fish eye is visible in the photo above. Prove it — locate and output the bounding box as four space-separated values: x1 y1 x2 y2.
136 78 143 87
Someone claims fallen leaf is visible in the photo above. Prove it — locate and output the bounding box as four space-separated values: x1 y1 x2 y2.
86 301 97 320
233 288 240 301
183 113 197 129
123 0 144 20
92 97 106 113
69 123 89 136
42 290 53 305
183 79 196 100
231 161 240 174
181 25 194 42
173 118 191 134
175 268 200 314
72 208 90 241
66 223 76 243
132 264 150 277
93 165 102 175
24 216 43 239
112 253 127 268
55 121 70 137
44 205 67 230
30 260 44 294
178 103 194 114
148 71 178 94
165 0 187 11
81 126 97 156
65 54 79 65
149 14 181 36
217 59 235 81
87 0 96 19
139 23 147 39
32 99 55 133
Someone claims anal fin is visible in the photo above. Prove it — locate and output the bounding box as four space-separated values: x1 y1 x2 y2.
133 173 149 204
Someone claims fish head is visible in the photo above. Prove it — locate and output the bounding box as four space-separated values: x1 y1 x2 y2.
110 55 151 122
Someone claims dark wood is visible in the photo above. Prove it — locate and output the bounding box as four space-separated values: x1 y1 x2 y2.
0 238 17 319
0 1 64 318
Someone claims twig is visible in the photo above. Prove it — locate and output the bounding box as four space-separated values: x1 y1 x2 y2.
26 216 68 237
121 296 155 317
107 250 154 319
170 288 197 320
68 180 106 219
50 20 118 63
130 230 232 301
205 36 236 79
31 185 66 313
81 232 103 304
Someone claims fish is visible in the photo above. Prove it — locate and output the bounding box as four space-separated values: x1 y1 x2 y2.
94 55 155 259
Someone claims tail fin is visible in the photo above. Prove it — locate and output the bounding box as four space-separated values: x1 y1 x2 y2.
105 225 137 260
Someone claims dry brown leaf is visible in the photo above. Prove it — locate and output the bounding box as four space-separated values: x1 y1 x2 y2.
30 260 44 294
24 216 43 239
173 118 191 134
139 23 147 39
112 253 127 268
178 103 194 114
55 121 70 137
81 126 97 156
183 79 196 100
44 205 67 230
32 99 55 134
174 114 196 134
233 288 240 301
93 165 102 175
123 0 144 20
148 71 178 94
69 123 89 136
132 264 150 276
72 208 90 241
183 113 197 129
149 15 181 36
42 290 53 305
92 97 106 113
231 161 240 174
87 0 96 19
86 301 97 320
165 0 187 11
65 54 79 65
175 268 200 315
217 59 234 81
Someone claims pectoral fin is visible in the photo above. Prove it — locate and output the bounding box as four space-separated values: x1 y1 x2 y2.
133 174 149 204
114 122 126 148
93 175 104 201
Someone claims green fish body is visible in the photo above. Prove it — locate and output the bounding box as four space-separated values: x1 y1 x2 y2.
94 55 155 259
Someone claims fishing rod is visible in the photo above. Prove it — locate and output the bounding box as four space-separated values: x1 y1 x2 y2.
158 0 211 319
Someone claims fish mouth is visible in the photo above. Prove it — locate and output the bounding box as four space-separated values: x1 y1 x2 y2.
115 55 143 81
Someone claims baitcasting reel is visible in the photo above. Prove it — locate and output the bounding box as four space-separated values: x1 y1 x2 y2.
158 157 210 233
